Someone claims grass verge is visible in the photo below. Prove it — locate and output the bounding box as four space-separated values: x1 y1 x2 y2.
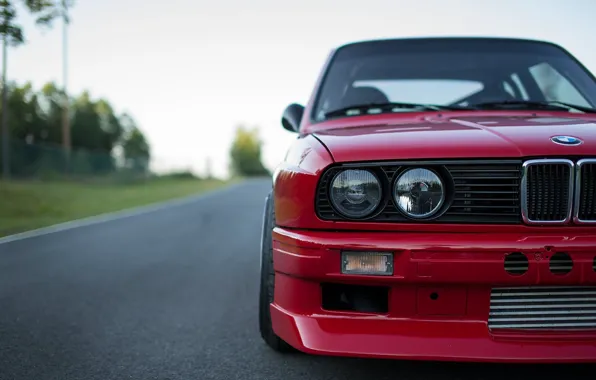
0 177 235 237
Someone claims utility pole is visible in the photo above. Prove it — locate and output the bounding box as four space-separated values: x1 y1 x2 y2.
61 0 70 169
205 157 212 179
1 32 8 179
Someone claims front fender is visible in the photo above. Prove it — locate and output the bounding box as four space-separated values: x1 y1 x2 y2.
273 135 334 229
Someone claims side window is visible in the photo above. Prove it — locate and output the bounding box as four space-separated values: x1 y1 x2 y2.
529 63 591 107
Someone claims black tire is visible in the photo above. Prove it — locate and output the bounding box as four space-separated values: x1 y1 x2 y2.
258 192 294 353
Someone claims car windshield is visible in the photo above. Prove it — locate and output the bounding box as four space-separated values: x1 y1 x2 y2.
312 38 596 121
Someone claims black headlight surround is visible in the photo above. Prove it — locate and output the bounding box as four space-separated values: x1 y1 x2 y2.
314 159 522 224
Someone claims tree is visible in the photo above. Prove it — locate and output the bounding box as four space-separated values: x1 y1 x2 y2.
0 80 151 178
1 1 22 178
7 81 45 142
37 81 63 143
22 1 73 27
0 1 23 45
229 125 270 177
68 91 129 173
1 0 70 178
119 113 150 174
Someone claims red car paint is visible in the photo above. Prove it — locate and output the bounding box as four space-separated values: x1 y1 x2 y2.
269 38 596 362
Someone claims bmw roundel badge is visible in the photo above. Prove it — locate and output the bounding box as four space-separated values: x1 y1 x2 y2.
550 135 583 146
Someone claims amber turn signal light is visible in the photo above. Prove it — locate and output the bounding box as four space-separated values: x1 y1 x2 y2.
341 251 394 276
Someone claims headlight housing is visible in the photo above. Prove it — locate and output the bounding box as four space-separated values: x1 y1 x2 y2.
329 169 382 218
394 168 445 219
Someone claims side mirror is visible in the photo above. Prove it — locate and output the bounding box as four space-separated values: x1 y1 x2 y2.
281 103 304 133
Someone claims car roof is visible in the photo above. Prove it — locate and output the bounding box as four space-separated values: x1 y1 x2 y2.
334 36 561 51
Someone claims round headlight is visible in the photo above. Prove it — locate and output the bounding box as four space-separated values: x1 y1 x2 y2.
329 169 382 218
394 168 445 219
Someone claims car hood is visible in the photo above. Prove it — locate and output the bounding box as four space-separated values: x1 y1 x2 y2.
311 114 596 162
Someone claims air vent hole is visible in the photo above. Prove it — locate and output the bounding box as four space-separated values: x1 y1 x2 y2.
504 252 528 276
549 252 573 275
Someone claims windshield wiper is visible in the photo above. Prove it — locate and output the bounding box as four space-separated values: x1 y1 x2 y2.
323 102 469 119
469 100 596 113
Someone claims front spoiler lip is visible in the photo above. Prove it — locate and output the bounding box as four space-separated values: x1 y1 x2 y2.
270 304 596 363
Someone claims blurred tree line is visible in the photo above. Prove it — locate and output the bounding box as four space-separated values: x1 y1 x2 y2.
229 125 270 177
0 1 270 181
0 81 151 178
0 81 273 179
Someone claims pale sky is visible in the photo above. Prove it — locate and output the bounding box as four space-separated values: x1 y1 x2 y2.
5 0 594 178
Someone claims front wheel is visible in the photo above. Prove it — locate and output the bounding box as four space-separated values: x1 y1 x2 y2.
258 192 293 353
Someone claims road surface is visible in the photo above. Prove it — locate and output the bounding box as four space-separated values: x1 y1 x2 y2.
0 179 592 379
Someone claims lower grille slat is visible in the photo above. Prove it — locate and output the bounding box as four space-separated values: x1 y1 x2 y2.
491 316 596 322
489 286 596 330
492 290 596 297
491 309 596 316
491 322 596 329
493 297 596 303
492 303 595 310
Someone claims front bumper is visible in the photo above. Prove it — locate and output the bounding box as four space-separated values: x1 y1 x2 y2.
270 227 596 363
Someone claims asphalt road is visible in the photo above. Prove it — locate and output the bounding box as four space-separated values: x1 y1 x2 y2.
0 178 593 380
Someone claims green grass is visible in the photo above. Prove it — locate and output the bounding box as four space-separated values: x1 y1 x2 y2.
0 177 235 237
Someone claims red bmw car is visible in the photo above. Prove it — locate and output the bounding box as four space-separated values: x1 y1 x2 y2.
258 37 596 362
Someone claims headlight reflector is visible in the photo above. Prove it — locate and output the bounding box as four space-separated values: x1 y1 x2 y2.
329 169 382 218
394 168 445 218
